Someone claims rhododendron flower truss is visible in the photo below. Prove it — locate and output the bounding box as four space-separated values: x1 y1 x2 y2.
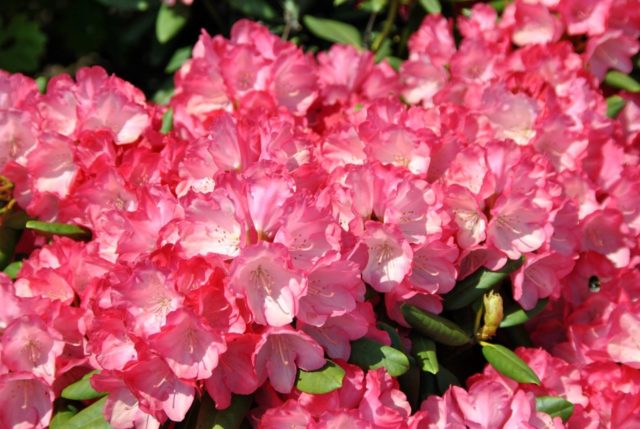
2 1 640 427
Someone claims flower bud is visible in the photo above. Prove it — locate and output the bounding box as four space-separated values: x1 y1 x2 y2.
477 291 503 341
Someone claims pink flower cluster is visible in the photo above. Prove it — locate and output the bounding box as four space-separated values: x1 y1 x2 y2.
1 0 639 427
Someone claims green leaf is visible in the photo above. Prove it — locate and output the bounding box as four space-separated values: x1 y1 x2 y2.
3 261 22 279
25 220 92 241
412 336 439 374
444 257 525 310
419 0 442 14
296 360 345 394
350 338 410 376
604 71 640 93
359 0 388 13
156 3 189 44
606 95 626 118
50 404 79 429
95 0 149 11
228 0 278 21
161 108 174 135
153 85 174 105
0 15 46 73
536 396 575 422
489 0 510 12
402 305 470 346
0 227 19 270
334 0 351 5
212 395 253 429
435 365 460 394
62 371 105 401
303 16 362 47
165 46 191 73
64 397 112 429
35 76 48 94
500 299 548 328
377 321 406 353
480 342 541 385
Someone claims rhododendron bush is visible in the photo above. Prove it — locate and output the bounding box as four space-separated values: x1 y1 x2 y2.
2 0 640 428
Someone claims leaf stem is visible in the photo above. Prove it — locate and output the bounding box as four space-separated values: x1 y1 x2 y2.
372 0 399 52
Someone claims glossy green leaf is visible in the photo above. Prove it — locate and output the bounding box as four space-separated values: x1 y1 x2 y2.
419 0 442 14
402 305 470 346
536 396 575 422
165 46 191 73
212 394 253 429
412 336 439 374
62 371 105 401
350 338 410 376
50 404 79 429
35 76 48 94
303 16 362 47
606 95 626 118
377 321 406 353
3 261 22 279
95 0 149 11
444 257 525 310
156 3 189 44
228 0 278 21
435 365 460 394
296 360 345 394
25 220 92 241
64 397 111 429
359 0 388 13
161 108 174 135
0 15 46 73
500 299 548 328
480 342 541 385
0 227 19 270
605 71 640 93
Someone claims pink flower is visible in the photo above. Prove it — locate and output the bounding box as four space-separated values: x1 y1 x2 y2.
205 334 261 410
512 252 575 310
91 371 161 429
557 0 612 36
149 308 226 379
359 368 411 429
228 242 307 326
358 222 413 293
254 326 325 394
297 259 365 326
259 399 313 428
1 315 64 384
123 356 195 422
408 15 456 67
0 373 53 429
409 239 459 295
510 2 563 46
487 194 549 259
585 30 640 81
